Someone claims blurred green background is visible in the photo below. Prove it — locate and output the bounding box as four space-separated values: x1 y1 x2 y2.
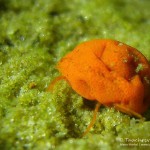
0 0 150 149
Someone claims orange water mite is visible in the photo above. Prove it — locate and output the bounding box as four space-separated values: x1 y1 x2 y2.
48 39 150 135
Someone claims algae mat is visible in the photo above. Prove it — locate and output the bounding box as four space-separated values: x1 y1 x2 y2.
0 0 150 150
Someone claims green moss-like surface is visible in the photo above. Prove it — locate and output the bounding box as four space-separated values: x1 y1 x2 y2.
0 0 150 149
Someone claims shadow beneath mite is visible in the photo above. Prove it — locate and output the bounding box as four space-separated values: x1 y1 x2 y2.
82 99 97 110
143 109 150 121
82 99 105 110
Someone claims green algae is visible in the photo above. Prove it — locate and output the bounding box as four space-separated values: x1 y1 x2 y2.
135 63 144 73
0 0 150 150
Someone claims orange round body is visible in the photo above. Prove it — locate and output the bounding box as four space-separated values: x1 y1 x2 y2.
57 39 150 114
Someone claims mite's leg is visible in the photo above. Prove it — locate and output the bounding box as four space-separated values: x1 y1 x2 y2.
47 76 67 91
82 102 101 136
114 104 145 120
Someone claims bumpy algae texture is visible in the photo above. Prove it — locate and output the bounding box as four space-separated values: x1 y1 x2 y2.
0 0 150 150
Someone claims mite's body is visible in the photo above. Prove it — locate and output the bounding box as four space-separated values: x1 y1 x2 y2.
48 39 150 135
